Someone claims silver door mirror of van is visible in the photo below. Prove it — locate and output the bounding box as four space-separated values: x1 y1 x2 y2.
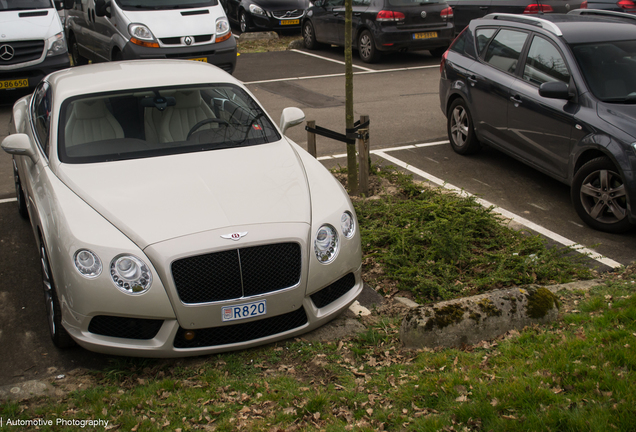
95 0 111 18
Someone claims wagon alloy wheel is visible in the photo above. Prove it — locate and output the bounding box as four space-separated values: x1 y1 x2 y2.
40 242 75 348
303 21 318 50
12 159 28 220
447 99 480 155
240 11 251 33
358 30 380 63
572 157 632 233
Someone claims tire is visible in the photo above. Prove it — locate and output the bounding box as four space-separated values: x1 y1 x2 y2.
302 20 322 50
571 157 633 233
112 50 123 61
447 98 480 155
12 158 28 220
239 10 251 33
358 30 380 63
69 34 88 66
40 241 76 348
429 46 447 58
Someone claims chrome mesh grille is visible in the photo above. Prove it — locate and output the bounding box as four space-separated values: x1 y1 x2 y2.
172 242 302 304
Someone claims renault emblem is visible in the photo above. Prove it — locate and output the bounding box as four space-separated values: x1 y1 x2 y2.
221 232 248 241
184 36 193 45
421 11 427 19
0 44 14 61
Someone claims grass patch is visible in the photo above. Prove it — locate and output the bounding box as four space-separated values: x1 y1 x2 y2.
1 282 634 431
236 33 301 54
351 166 594 303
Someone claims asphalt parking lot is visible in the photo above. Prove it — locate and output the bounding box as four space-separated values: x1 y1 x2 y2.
1 45 635 387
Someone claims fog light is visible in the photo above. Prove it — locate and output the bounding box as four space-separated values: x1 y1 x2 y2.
184 331 196 340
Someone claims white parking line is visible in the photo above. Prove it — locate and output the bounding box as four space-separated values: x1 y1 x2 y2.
373 150 623 269
0 198 17 204
243 51 440 85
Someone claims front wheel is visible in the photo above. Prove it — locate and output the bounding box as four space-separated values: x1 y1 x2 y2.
69 34 88 66
13 158 28 220
358 30 380 63
447 98 480 155
240 10 251 33
303 21 322 50
40 241 76 348
571 157 633 233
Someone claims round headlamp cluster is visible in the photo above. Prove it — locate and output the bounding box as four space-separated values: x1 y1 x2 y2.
110 255 152 295
73 250 102 278
314 211 357 264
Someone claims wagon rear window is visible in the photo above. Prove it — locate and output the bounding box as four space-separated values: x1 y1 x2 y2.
58 84 280 164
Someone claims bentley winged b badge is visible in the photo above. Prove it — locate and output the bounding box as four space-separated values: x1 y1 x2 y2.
221 232 248 241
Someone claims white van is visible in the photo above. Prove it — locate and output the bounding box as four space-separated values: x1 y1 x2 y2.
0 0 71 101
66 0 237 74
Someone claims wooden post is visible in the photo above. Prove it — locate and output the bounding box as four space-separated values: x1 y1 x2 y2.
306 120 317 158
357 115 370 196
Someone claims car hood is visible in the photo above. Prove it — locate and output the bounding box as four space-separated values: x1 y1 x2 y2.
597 102 636 141
0 10 61 42
119 6 226 38
253 0 309 10
56 142 311 249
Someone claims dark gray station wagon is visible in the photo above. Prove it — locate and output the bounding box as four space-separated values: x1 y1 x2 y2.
439 11 636 233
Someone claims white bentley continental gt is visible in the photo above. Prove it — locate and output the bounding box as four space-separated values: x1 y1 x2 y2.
1 60 362 357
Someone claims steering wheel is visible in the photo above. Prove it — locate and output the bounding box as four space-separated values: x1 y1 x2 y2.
186 118 229 140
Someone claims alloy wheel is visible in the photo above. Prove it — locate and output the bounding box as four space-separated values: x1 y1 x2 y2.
41 244 56 339
579 168 627 225
359 34 372 61
450 105 469 147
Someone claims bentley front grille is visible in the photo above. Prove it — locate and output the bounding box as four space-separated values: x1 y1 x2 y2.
172 242 302 304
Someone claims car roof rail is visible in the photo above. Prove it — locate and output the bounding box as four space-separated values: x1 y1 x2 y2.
483 13 563 36
568 8 636 22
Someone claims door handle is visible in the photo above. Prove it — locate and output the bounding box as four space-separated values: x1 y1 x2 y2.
354 12 361 16
510 95 523 105
467 75 477 83
480 6 489 9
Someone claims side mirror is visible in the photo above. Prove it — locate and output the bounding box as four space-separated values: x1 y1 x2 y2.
280 107 305 135
539 81 570 100
95 0 111 18
1 134 38 164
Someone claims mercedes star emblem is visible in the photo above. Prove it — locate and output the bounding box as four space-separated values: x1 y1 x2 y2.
0 44 15 61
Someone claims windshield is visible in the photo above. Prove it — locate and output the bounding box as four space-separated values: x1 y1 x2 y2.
572 40 636 103
115 0 217 10
0 0 52 11
58 84 281 164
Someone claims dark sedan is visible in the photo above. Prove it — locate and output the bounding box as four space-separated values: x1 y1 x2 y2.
222 0 309 32
302 0 455 62
439 11 636 233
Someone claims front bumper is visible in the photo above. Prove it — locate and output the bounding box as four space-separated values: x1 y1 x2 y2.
64 267 363 357
0 54 70 99
121 36 237 74
250 13 304 30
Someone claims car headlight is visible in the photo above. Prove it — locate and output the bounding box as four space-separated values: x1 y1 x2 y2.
216 17 231 42
128 23 159 47
341 211 355 238
249 4 266 15
73 249 102 278
46 32 68 57
110 255 153 295
314 225 339 264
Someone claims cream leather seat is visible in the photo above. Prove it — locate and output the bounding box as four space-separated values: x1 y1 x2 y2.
158 90 216 143
64 99 124 147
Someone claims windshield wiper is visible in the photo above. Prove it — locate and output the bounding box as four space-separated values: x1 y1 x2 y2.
604 92 636 104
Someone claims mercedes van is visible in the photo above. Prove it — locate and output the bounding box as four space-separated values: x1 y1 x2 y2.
65 0 237 74
0 0 72 101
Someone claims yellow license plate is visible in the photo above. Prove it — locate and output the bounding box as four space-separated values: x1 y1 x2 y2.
0 78 28 90
280 19 300 25
413 32 438 40
188 57 208 62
